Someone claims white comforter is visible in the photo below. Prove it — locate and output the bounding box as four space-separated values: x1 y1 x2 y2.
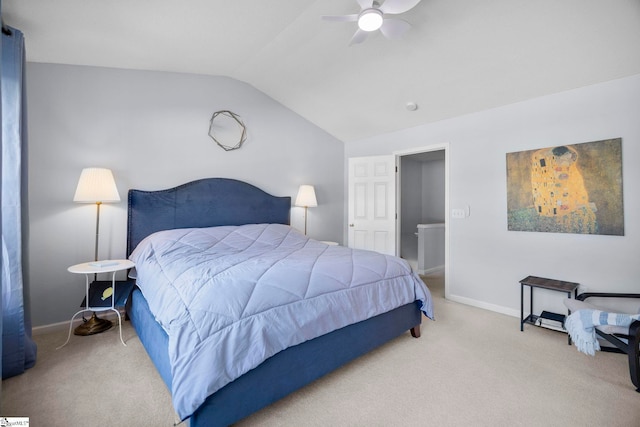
129 223 433 420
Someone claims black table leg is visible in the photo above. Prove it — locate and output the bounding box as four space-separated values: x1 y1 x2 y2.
520 283 524 331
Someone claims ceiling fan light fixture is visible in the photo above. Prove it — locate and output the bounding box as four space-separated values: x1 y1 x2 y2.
358 9 383 32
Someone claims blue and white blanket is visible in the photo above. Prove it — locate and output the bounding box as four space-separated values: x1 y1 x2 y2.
565 309 640 356
129 223 433 421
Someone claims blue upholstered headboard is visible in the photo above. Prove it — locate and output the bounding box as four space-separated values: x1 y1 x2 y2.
127 178 291 256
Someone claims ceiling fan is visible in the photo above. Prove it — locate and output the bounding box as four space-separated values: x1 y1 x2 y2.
322 0 422 45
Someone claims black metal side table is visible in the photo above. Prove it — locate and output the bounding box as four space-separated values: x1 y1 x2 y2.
519 275 579 345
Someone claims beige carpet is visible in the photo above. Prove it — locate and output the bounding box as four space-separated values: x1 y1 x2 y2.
2 274 639 426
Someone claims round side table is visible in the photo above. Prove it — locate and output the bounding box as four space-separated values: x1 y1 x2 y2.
58 259 134 349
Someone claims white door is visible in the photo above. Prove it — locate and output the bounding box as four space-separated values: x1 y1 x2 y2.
347 155 397 255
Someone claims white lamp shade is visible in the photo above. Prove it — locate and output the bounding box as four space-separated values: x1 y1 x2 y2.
295 185 317 208
73 168 121 203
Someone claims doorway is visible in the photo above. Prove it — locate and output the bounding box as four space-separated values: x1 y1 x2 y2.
395 145 448 295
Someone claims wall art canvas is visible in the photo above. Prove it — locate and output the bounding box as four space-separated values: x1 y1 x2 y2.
506 138 623 235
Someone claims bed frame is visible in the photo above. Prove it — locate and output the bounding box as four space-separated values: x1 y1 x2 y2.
125 178 423 426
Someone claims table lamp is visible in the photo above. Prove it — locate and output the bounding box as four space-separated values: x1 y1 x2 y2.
295 184 317 235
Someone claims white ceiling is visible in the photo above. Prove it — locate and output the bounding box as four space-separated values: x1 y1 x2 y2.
3 0 640 143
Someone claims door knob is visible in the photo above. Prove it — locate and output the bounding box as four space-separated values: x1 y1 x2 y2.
349 224 354 227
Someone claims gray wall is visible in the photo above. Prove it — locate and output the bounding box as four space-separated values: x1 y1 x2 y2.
421 160 445 223
399 158 423 235
400 157 446 233
346 74 640 318
26 63 344 327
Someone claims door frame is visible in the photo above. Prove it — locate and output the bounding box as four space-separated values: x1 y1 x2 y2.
394 143 450 299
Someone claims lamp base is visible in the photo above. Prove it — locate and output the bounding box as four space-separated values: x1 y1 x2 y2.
74 313 113 336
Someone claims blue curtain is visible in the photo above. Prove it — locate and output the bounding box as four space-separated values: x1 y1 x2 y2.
1 22 36 379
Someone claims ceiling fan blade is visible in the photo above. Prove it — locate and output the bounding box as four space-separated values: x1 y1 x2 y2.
356 0 375 9
322 14 359 22
379 0 421 15
349 29 369 46
379 18 411 39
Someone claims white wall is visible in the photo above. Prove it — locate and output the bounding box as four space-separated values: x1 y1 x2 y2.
26 63 344 327
346 74 640 318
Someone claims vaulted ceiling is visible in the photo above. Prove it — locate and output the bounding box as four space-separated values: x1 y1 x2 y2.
3 0 640 143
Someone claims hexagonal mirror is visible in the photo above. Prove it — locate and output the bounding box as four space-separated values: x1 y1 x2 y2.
208 110 247 151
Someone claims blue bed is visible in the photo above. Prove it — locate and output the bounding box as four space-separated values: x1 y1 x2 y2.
125 178 430 426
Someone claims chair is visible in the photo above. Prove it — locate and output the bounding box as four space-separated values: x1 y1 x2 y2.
564 293 640 392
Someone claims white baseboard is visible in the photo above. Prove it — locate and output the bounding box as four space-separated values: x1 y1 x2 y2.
32 310 124 336
446 293 521 319
418 265 445 275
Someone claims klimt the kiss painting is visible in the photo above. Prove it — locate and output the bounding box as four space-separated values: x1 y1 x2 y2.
506 138 623 236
